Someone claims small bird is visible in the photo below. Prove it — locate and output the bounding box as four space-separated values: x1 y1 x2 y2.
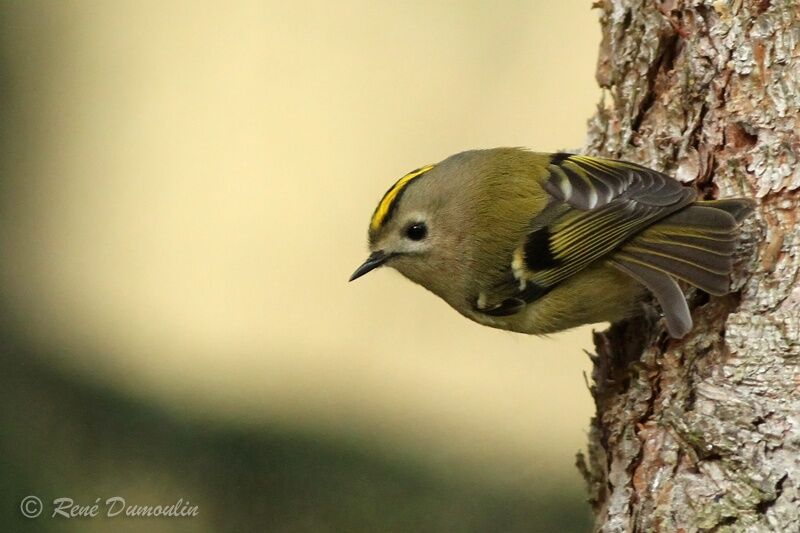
350 149 753 338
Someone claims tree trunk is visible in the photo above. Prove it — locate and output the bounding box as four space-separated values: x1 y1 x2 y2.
577 1 800 531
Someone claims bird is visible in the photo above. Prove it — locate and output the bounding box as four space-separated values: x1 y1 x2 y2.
350 148 753 338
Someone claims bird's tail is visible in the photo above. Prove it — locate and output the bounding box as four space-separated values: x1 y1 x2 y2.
609 198 754 337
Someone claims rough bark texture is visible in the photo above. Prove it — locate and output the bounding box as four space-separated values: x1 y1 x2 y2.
576 1 800 531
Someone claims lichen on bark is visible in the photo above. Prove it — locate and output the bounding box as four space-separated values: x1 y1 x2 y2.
577 1 800 531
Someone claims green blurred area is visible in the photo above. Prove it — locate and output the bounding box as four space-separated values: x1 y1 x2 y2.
0 326 589 532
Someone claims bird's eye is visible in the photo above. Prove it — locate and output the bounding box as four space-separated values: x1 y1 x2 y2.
405 222 428 241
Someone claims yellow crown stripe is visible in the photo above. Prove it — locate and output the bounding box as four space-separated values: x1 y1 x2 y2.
370 164 435 230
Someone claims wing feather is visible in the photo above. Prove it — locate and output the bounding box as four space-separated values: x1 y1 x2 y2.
515 154 696 290
542 154 689 209
493 154 695 309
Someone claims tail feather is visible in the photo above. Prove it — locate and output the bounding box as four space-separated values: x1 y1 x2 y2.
627 241 731 273
610 198 753 337
696 198 755 223
655 205 738 233
608 258 692 338
633 232 736 255
615 249 730 295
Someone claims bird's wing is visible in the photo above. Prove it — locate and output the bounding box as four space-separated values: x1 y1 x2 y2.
540 153 690 209
477 154 696 318
513 154 696 290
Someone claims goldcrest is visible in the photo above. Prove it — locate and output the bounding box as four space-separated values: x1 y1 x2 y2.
350 148 752 338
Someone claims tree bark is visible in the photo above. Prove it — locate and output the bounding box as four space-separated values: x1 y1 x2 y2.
577 1 800 531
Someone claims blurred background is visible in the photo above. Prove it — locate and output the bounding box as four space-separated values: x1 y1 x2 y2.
0 1 603 531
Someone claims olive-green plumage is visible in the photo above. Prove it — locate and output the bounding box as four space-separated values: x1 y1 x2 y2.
351 148 753 338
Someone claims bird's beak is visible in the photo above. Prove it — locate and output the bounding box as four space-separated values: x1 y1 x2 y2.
349 250 389 281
